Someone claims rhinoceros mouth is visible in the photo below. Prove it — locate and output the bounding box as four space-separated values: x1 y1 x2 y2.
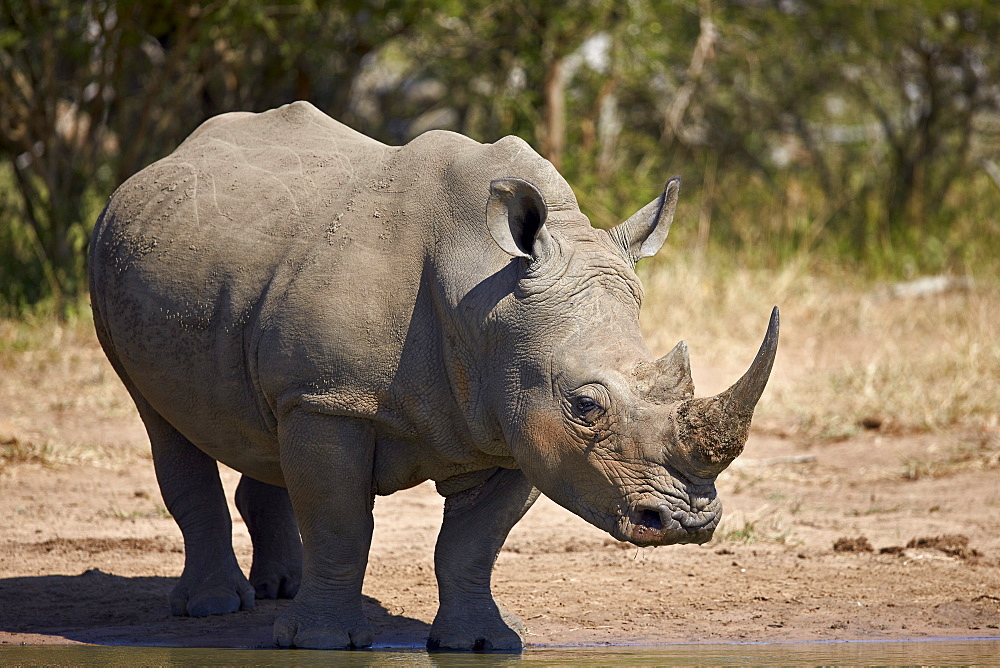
622 503 717 546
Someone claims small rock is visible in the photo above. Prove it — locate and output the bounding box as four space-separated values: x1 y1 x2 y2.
833 536 874 553
859 416 883 430
907 534 981 559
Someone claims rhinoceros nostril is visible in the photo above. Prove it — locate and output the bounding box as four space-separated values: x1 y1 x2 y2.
633 505 685 533
637 509 663 531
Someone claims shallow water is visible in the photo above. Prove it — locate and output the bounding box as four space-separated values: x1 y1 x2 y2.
2 639 999 666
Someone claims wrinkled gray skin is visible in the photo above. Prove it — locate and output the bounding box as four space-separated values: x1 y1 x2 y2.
89 102 778 650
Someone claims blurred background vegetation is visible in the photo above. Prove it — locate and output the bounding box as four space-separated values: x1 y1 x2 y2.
1 0 999 317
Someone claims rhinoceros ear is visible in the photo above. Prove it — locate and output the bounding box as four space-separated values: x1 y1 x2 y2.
609 177 680 263
487 178 552 259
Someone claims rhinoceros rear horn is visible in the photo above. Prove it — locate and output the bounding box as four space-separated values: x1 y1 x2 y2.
678 307 779 475
609 177 680 264
639 340 695 402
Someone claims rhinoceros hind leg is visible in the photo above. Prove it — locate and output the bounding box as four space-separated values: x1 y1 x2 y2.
134 397 255 617
235 474 302 599
273 412 376 649
428 467 540 651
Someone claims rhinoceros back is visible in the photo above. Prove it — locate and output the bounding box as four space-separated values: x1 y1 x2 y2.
89 102 404 478
89 101 576 482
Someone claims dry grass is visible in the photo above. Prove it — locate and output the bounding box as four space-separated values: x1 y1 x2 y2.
901 441 1000 481
0 434 56 468
638 257 999 445
0 433 139 471
715 503 793 546
0 312 133 415
1 261 997 473
0 312 147 471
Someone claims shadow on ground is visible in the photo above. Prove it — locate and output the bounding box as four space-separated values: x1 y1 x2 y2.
0 569 430 647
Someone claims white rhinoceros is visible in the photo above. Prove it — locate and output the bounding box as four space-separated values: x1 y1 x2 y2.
89 101 778 650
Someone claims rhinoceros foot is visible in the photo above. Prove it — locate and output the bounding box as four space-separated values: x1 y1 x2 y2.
273 597 374 649
427 600 525 651
169 565 256 617
250 563 301 600
234 475 303 600
242 509 302 601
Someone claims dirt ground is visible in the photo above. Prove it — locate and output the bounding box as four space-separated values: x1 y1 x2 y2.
1 320 999 649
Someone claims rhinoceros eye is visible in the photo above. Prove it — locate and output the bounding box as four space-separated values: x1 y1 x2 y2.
573 396 604 420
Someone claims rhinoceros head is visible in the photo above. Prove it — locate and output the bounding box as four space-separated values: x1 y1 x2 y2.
485 176 778 547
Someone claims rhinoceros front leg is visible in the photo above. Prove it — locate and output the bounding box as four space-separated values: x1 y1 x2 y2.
235 475 302 600
429 467 540 651
135 399 255 617
273 410 376 649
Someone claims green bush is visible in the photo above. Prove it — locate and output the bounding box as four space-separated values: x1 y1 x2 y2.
2 0 997 317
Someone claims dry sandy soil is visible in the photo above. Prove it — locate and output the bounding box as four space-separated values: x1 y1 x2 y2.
1 310 998 649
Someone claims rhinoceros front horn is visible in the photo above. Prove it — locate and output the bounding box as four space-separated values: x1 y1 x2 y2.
726 305 780 417
677 307 780 476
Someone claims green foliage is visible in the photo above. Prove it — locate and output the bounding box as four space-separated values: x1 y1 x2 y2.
1 0 998 316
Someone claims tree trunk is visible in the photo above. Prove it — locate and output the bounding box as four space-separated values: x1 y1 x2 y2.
663 0 715 145
543 57 566 170
596 80 619 185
